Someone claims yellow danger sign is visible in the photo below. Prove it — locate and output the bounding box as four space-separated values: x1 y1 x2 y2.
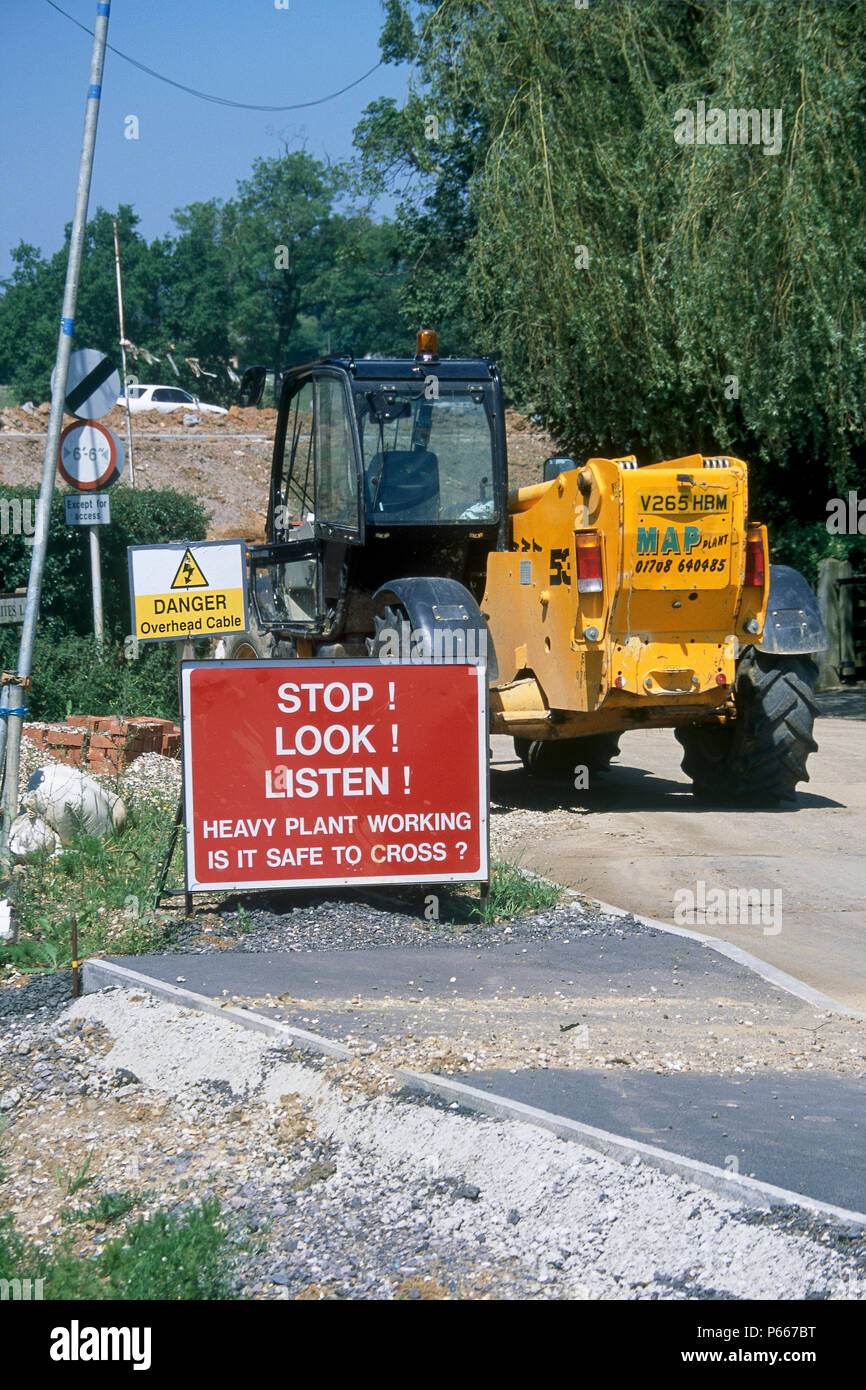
128 540 248 643
171 548 209 590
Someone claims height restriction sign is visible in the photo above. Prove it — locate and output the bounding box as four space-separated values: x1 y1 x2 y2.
181 660 489 890
128 540 248 641
58 419 124 490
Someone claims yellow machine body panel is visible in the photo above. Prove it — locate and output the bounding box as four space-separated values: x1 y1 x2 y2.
483 454 769 736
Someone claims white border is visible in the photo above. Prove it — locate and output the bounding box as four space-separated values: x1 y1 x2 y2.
181 659 490 892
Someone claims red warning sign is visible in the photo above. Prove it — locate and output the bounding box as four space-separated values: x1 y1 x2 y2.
181 660 488 890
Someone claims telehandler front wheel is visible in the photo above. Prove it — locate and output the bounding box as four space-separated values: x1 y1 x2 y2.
366 602 408 660
214 625 274 661
675 649 820 805
514 733 621 781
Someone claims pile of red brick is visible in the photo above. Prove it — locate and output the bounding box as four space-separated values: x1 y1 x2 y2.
22 716 181 776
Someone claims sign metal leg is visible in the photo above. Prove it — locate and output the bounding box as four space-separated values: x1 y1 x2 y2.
154 797 184 910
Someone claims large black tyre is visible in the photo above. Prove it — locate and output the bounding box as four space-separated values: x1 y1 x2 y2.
366 603 408 660
514 733 621 781
675 649 820 804
217 626 274 660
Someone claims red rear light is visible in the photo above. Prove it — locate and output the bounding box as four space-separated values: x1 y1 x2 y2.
575 532 603 593
745 531 765 588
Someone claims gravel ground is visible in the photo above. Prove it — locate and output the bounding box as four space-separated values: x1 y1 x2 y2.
5 748 864 1300
169 895 652 954
15 742 182 818
1 979 863 1301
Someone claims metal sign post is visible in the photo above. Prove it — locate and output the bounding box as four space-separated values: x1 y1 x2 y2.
89 526 105 652
112 216 136 487
58 420 122 653
0 1 112 890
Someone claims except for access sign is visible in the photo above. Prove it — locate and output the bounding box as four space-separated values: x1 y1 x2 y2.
128 540 248 642
65 494 110 526
182 660 489 890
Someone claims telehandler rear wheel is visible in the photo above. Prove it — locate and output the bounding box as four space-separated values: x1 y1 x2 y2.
675 649 820 804
514 733 621 781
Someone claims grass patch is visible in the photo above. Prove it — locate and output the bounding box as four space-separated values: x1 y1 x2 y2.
0 1197 235 1300
0 801 181 974
98 1198 234 1300
431 859 564 925
55 1153 95 1198
62 1190 156 1227
474 860 562 923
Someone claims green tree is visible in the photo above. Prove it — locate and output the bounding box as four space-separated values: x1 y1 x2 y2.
0 207 164 402
0 155 411 407
353 0 487 352
170 152 410 372
358 0 866 538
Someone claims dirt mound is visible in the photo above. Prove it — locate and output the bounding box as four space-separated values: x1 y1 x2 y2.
0 403 278 436
0 401 556 538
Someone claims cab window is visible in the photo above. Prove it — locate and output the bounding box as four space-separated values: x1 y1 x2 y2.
273 378 315 536
315 376 359 532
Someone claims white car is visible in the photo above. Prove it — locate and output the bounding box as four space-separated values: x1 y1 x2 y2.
116 385 228 415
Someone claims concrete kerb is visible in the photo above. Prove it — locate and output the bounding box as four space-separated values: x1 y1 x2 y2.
81 958 352 1060
510 865 866 1022
82 956 866 1231
396 1069 866 1229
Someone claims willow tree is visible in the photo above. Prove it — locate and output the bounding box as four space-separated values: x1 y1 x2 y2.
358 0 866 547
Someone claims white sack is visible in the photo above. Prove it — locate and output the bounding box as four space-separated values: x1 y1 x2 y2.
22 764 126 842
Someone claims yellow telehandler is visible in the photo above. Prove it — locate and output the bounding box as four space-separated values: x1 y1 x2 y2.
232 332 826 804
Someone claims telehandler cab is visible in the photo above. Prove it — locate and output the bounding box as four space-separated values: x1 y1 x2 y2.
227 332 826 804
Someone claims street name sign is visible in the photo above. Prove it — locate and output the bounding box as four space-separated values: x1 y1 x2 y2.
181 660 489 891
0 594 27 626
128 539 248 642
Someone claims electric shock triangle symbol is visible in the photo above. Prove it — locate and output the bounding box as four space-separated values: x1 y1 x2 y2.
170 548 209 589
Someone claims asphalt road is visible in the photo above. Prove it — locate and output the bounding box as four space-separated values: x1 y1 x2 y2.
108 937 866 1214
461 1066 866 1214
490 691 866 1012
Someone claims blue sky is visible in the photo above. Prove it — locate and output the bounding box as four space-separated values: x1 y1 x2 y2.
0 0 411 278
